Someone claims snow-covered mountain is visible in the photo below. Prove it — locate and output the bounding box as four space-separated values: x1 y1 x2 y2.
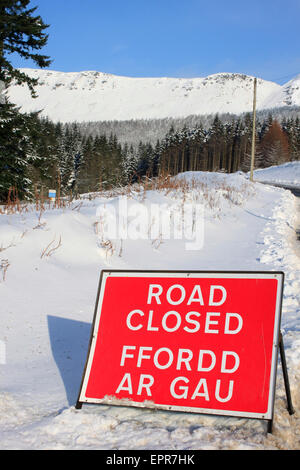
5 68 300 123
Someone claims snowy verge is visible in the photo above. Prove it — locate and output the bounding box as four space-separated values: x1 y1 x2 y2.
252 161 300 188
0 171 299 449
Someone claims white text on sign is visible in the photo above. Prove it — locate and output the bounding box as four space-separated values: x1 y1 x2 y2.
115 283 243 403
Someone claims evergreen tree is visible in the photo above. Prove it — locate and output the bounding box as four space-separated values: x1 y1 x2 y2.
0 0 51 95
0 0 51 201
295 117 300 160
77 135 94 193
121 144 139 183
283 117 300 161
207 115 224 171
60 124 83 194
0 103 32 200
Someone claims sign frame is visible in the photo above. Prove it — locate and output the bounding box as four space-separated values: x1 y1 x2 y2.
76 270 292 432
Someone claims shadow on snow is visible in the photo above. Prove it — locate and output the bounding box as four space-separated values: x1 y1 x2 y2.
47 315 91 406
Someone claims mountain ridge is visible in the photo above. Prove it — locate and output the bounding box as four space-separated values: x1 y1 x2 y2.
5 68 300 123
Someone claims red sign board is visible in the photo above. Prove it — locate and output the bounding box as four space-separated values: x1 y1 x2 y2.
77 270 283 421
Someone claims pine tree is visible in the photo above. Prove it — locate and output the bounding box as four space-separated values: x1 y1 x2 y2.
0 0 51 95
77 135 94 193
0 1 51 201
0 103 32 200
283 118 300 161
295 118 300 160
122 144 139 183
207 115 224 171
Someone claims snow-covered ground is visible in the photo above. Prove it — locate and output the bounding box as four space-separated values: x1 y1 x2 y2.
253 161 300 188
0 169 299 450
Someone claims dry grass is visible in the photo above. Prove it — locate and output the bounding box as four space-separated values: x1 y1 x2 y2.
33 209 47 230
40 235 62 259
0 259 10 281
99 239 115 259
0 241 15 253
0 173 253 267
91 172 254 261
80 172 252 204
0 183 74 216
0 173 253 217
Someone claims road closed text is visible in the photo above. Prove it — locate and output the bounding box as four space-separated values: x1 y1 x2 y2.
115 283 242 404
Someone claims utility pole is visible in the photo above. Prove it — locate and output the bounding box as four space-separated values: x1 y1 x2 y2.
250 77 257 182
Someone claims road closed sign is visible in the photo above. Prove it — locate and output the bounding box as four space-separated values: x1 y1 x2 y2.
76 270 284 422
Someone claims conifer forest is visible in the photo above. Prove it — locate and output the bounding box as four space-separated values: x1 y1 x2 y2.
0 0 300 202
1 108 300 202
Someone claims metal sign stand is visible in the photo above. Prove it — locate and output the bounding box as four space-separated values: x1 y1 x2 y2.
268 331 295 433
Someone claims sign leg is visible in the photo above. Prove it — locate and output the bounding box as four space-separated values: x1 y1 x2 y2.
267 419 273 434
279 331 295 415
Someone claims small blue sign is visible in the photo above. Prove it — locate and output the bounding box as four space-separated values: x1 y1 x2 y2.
48 190 56 199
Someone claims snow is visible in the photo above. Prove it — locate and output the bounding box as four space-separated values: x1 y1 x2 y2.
253 161 300 188
262 74 300 109
5 68 285 123
0 168 299 450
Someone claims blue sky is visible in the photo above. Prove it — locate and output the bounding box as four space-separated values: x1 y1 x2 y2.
10 0 300 84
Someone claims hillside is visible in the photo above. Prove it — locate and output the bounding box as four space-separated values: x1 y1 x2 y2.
6 68 300 123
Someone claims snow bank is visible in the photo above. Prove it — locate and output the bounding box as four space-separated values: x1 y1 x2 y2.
0 171 299 449
253 161 300 187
